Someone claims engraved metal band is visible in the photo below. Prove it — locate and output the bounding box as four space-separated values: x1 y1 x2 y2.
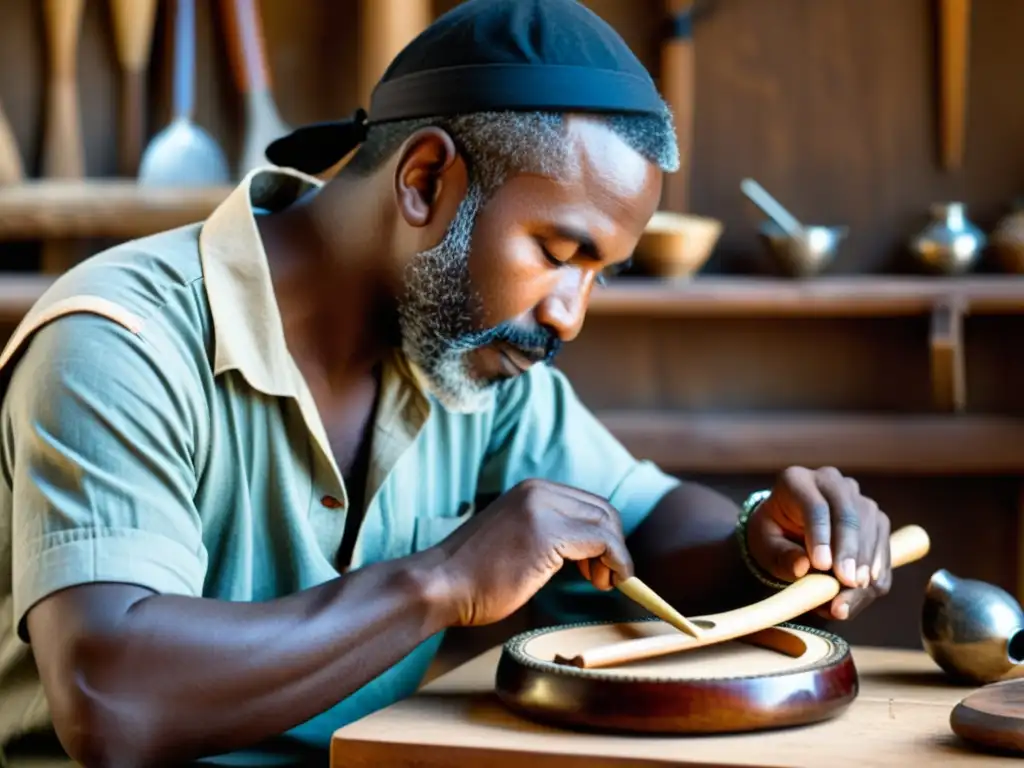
736 489 791 590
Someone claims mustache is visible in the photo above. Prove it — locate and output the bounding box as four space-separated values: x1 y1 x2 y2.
455 322 562 364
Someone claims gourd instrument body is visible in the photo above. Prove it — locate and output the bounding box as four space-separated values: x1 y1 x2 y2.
495 525 930 734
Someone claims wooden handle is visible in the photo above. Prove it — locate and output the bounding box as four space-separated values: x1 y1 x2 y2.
172 0 196 119
939 0 969 171
41 0 85 179
220 0 272 94
44 0 85 79
0 100 24 185
558 525 931 669
616 577 704 638
358 0 432 106
108 0 159 71
661 0 695 212
108 0 158 177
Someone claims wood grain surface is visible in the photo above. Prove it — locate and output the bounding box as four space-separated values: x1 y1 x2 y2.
331 645 1020 767
950 679 1024 755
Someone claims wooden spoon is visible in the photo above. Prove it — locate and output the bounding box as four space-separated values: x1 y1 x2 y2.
108 0 159 177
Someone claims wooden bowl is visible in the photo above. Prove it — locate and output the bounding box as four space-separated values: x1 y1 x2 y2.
632 211 723 280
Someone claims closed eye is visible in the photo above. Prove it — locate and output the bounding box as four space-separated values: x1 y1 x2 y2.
596 257 633 285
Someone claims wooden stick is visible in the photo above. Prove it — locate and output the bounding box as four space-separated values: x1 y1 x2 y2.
661 0 695 212
0 100 23 185
556 525 931 668
108 0 159 177
939 0 969 171
616 576 704 638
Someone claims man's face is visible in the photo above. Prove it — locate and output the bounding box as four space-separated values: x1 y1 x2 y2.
397 116 662 413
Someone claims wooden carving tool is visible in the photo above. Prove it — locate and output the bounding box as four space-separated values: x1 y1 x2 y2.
219 0 291 178
939 0 970 171
556 524 930 668
616 576 703 638
0 100 24 185
108 0 159 177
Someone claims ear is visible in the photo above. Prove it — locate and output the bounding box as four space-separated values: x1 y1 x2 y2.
394 127 466 228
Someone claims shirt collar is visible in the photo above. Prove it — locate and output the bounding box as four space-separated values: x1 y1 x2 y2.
197 166 431 422
198 166 318 397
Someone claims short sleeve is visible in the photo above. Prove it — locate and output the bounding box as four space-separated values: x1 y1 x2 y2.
0 312 208 640
479 364 679 536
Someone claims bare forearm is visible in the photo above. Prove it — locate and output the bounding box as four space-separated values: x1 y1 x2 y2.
30 548 454 766
627 481 772 615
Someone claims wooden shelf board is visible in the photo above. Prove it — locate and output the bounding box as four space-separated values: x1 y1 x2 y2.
599 411 1024 474
0 274 56 320
591 276 1024 317
1 274 1024 326
0 180 231 240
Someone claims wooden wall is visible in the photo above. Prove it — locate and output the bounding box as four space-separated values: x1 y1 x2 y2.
1 0 1023 654
4 0 1024 272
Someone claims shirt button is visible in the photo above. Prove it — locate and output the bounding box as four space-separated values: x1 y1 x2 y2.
321 495 344 509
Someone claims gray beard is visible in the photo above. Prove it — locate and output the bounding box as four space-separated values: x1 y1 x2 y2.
396 184 498 414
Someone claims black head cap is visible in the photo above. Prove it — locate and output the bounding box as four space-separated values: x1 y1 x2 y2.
265 0 665 175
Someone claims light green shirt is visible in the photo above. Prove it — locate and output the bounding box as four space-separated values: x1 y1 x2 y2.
0 168 679 762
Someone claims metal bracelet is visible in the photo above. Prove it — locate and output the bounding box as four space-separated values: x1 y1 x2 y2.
735 489 791 590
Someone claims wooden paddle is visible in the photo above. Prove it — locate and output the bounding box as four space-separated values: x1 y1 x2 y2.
219 0 291 178
951 679 1024 754
41 0 85 179
939 0 970 171
557 524 931 668
40 0 86 274
108 0 159 177
0 100 24 185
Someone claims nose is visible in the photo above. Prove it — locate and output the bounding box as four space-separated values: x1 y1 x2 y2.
535 269 595 342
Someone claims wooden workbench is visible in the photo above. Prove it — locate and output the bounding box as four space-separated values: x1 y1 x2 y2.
330 644 1018 767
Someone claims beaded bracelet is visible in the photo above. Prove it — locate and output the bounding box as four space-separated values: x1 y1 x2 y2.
735 489 791 590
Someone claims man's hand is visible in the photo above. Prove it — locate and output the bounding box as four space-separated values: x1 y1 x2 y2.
432 478 634 626
746 466 892 621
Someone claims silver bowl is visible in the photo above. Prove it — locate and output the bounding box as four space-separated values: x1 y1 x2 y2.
758 220 849 278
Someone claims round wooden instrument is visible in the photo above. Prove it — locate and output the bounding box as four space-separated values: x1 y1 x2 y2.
496 619 857 734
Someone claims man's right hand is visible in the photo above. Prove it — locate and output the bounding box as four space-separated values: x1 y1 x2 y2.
430 478 634 627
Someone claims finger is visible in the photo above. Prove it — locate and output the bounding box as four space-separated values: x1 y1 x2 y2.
577 558 592 582
552 491 634 581
871 512 892 583
589 558 615 591
815 467 861 588
748 510 810 582
832 585 880 621
854 500 879 588
551 500 634 581
779 468 834 573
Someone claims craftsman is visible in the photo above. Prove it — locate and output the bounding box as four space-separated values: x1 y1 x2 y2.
0 0 895 765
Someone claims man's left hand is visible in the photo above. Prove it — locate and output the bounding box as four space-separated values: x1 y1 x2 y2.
746 466 892 620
